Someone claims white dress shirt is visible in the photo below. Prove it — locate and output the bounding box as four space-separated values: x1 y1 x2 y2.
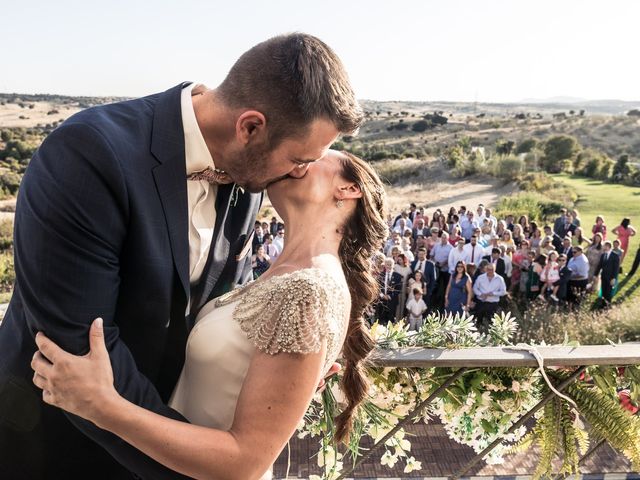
182 84 217 287
462 243 484 267
448 247 467 273
473 273 507 303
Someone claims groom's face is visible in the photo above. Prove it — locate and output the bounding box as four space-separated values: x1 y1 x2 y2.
230 118 340 193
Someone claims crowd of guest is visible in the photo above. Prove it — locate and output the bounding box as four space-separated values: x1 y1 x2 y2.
372 202 636 331
249 204 637 332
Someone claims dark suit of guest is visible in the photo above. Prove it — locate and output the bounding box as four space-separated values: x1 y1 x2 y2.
252 231 265 254
557 264 572 301
595 251 620 304
559 245 574 258
376 270 403 325
551 233 564 252
412 227 429 241
482 255 506 279
0 83 262 480
411 259 437 308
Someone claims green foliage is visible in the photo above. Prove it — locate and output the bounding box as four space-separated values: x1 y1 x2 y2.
515 138 538 154
411 120 430 132
0 172 21 195
567 382 640 470
494 193 543 222
576 148 611 178
493 155 524 181
0 251 14 289
612 154 634 182
0 220 13 251
542 135 580 173
496 140 515 155
423 112 448 126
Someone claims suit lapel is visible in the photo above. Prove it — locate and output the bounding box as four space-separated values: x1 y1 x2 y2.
150 83 191 299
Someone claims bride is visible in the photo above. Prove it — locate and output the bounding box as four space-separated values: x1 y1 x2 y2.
31 150 388 479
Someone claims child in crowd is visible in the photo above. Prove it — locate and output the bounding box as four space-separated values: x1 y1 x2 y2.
405 287 427 331
540 251 561 301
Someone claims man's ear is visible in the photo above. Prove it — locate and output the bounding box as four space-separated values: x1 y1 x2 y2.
235 111 267 144
337 182 363 200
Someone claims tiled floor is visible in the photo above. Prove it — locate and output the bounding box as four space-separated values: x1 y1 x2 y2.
274 420 633 478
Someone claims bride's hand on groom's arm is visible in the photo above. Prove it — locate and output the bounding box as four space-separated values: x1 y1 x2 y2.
31 318 123 425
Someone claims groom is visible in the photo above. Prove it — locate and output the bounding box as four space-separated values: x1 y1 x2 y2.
0 33 363 479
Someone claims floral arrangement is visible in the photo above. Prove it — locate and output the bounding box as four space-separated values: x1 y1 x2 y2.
297 312 640 480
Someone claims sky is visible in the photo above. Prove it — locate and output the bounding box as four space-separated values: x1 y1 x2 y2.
2 0 639 103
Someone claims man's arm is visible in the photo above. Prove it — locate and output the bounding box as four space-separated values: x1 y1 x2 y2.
17 123 189 478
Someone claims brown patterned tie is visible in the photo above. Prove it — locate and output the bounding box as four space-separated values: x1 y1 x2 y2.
187 167 234 185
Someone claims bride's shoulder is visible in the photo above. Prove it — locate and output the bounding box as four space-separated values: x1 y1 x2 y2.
233 267 349 357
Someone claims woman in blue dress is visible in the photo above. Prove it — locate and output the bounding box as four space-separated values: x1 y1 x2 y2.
445 261 473 315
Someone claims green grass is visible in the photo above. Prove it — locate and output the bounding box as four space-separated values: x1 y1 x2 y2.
552 174 640 301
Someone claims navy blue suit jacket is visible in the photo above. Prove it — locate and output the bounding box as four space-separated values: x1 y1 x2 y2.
0 83 262 479
410 259 437 295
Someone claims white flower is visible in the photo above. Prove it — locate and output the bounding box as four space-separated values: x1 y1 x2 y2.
511 380 521 392
404 456 422 473
381 450 399 467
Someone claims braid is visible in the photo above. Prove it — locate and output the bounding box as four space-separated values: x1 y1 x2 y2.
334 152 388 442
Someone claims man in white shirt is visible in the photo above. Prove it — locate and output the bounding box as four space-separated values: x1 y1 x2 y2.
273 228 285 253
448 238 467 274
472 263 507 330
483 207 498 230
463 235 484 267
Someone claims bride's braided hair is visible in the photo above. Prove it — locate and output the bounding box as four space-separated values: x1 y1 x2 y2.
334 152 388 442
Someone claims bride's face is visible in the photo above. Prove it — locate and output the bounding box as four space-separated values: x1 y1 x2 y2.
267 150 347 215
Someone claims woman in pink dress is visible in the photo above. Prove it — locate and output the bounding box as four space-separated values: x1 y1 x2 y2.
592 215 607 241
612 218 636 263
510 239 529 294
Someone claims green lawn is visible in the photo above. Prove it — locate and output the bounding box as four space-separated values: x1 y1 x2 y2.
552 174 640 302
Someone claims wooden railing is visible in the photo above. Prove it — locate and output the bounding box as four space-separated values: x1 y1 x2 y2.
336 344 640 480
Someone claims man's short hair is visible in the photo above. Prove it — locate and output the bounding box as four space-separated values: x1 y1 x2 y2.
492 247 501 255
418 247 427 252
574 245 583 252
217 33 363 146
603 240 613 248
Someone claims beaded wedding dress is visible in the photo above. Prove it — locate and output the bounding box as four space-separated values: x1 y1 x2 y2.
169 267 349 480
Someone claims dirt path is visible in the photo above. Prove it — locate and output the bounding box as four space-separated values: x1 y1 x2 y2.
260 158 517 219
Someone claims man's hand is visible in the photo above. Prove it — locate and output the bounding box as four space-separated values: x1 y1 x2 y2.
317 363 341 393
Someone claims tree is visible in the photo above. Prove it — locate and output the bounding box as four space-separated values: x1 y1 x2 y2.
627 109 640 117
541 135 580 173
411 120 430 132
496 140 515 155
612 154 632 182
516 138 537 154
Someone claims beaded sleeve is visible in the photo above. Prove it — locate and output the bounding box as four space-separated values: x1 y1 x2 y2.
231 268 348 370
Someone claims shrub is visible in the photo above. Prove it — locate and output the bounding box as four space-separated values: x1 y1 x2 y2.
495 140 515 155
0 172 21 195
0 220 12 251
515 138 537 154
612 154 633 182
494 193 543 221
494 155 524 180
541 135 580 173
411 120 430 132
0 251 14 288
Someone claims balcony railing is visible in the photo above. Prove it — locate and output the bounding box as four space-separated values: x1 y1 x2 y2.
334 344 640 480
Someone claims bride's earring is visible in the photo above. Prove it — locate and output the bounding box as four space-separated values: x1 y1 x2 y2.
336 199 344 208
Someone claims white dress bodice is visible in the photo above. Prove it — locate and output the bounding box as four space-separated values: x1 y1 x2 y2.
169 268 349 479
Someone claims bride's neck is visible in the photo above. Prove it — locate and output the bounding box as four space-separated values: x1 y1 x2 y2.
269 213 342 269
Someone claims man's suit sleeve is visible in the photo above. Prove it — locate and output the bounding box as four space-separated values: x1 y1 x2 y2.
15 123 190 479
